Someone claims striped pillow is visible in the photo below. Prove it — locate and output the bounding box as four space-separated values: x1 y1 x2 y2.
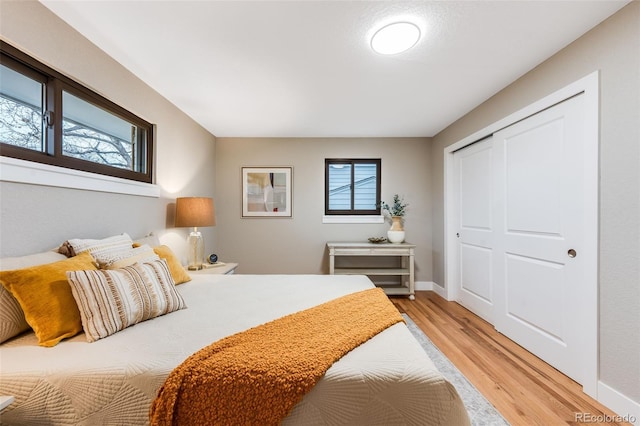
66 259 187 342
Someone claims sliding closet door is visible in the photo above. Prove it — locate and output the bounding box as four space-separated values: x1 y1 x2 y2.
492 94 585 383
453 138 495 322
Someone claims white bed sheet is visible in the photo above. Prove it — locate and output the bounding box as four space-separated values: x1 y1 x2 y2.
0 274 469 425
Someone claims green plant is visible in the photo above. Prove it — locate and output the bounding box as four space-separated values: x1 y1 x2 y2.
380 194 408 217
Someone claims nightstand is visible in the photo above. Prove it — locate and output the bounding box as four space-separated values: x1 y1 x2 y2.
190 262 238 275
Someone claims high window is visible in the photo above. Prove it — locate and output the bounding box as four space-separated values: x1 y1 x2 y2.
325 158 381 215
0 42 153 183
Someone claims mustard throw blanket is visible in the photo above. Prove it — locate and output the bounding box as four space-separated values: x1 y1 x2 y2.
150 287 404 425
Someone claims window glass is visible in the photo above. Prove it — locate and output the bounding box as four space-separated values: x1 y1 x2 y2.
327 163 352 211
325 159 381 215
0 64 44 152
62 91 145 172
353 163 378 210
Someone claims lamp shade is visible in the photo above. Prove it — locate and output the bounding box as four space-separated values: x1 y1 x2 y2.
175 197 216 228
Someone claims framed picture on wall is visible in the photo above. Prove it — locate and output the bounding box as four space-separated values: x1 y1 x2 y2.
242 167 293 217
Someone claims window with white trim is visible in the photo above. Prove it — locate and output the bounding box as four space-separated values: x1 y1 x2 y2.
325 158 381 215
0 41 153 183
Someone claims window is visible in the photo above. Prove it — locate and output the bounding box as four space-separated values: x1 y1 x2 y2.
0 62 45 153
0 41 153 183
325 158 381 215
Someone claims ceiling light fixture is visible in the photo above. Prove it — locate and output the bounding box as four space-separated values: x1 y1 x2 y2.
371 22 421 55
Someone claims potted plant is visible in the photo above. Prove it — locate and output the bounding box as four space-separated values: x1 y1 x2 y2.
380 194 408 243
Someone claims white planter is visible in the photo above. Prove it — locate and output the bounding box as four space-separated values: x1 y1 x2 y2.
388 215 405 243
387 230 405 244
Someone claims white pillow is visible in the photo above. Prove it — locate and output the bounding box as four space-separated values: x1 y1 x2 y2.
0 251 67 270
98 244 159 269
133 232 161 248
0 251 68 343
66 259 187 342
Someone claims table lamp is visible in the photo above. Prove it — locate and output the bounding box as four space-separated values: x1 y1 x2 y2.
175 197 216 270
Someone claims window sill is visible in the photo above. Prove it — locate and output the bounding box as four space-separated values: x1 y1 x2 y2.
0 156 160 198
322 215 384 224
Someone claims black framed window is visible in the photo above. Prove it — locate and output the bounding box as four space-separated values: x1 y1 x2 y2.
325 158 381 215
0 41 153 183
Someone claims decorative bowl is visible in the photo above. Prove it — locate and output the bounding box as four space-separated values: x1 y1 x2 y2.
368 237 387 244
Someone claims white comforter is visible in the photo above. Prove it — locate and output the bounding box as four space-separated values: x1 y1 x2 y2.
0 274 469 425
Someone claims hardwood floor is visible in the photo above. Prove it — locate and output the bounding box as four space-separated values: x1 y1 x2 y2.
391 291 631 426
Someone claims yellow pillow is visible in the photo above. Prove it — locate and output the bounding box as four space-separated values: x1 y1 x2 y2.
153 245 191 285
0 252 97 347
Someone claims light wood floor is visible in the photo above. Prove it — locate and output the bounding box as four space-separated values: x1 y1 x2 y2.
391 291 631 426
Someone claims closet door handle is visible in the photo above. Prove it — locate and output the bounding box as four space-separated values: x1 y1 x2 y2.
567 249 577 258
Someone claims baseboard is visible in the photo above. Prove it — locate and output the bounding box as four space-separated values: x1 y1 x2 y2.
415 281 448 299
415 281 432 291
596 382 639 425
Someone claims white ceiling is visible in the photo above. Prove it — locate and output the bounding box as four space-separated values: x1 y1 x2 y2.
40 0 629 138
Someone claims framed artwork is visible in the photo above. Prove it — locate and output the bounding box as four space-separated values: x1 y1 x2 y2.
242 167 292 217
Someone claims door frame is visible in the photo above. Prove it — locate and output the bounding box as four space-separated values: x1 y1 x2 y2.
443 71 599 398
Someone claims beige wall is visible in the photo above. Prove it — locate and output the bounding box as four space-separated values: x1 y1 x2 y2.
431 2 639 403
215 137 433 280
0 1 217 259
2 0 637 412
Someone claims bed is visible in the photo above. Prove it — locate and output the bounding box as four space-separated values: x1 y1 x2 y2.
0 243 469 425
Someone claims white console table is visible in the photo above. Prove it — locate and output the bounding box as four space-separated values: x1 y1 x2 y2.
327 242 415 300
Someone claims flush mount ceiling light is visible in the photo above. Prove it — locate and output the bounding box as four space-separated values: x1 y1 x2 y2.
370 22 421 55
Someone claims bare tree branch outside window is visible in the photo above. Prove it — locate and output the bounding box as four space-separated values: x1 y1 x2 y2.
0 95 42 151
63 120 133 170
1 95 133 170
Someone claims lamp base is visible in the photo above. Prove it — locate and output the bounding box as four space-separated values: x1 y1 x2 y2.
186 230 204 271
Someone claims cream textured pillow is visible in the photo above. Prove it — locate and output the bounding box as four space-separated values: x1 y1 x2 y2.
59 233 133 261
100 244 159 269
66 259 187 342
0 251 68 343
0 286 27 343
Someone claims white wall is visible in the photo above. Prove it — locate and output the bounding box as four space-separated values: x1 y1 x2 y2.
0 1 217 260
431 1 639 409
